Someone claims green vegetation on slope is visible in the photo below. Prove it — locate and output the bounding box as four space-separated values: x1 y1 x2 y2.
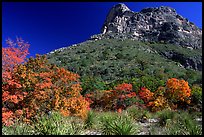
47 38 202 93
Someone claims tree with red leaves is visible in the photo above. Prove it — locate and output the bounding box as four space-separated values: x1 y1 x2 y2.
2 37 30 126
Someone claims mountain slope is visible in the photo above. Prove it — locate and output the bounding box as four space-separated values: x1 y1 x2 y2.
46 38 201 86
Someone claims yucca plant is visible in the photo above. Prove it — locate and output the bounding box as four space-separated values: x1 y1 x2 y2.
157 109 176 126
151 110 202 135
99 112 117 135
33 114 61 135
100 114 139 135
33 111 84 135
165 111 202 135
84 110 95 129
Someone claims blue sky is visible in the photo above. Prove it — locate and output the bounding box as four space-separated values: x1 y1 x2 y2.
2 2 202 58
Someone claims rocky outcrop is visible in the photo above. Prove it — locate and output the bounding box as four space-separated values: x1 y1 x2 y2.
160 51 202 71
91 3 202 49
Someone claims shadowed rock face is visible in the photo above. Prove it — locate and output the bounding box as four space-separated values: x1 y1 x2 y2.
96 4 202 49
160 51 202 71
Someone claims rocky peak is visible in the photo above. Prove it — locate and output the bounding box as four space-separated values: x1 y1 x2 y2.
104 3 131 24
114 3 131 12
97 3 202 49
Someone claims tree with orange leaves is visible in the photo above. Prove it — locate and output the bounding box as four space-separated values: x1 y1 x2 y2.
8 55 89 124
2 38 89 126
145 78 191 112
165 78 191 105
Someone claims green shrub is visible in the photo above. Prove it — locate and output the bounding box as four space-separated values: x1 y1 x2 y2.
131 76 166 93
191 85 202 104
126 105 150 121
81 76 107 95
2 120 34 135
